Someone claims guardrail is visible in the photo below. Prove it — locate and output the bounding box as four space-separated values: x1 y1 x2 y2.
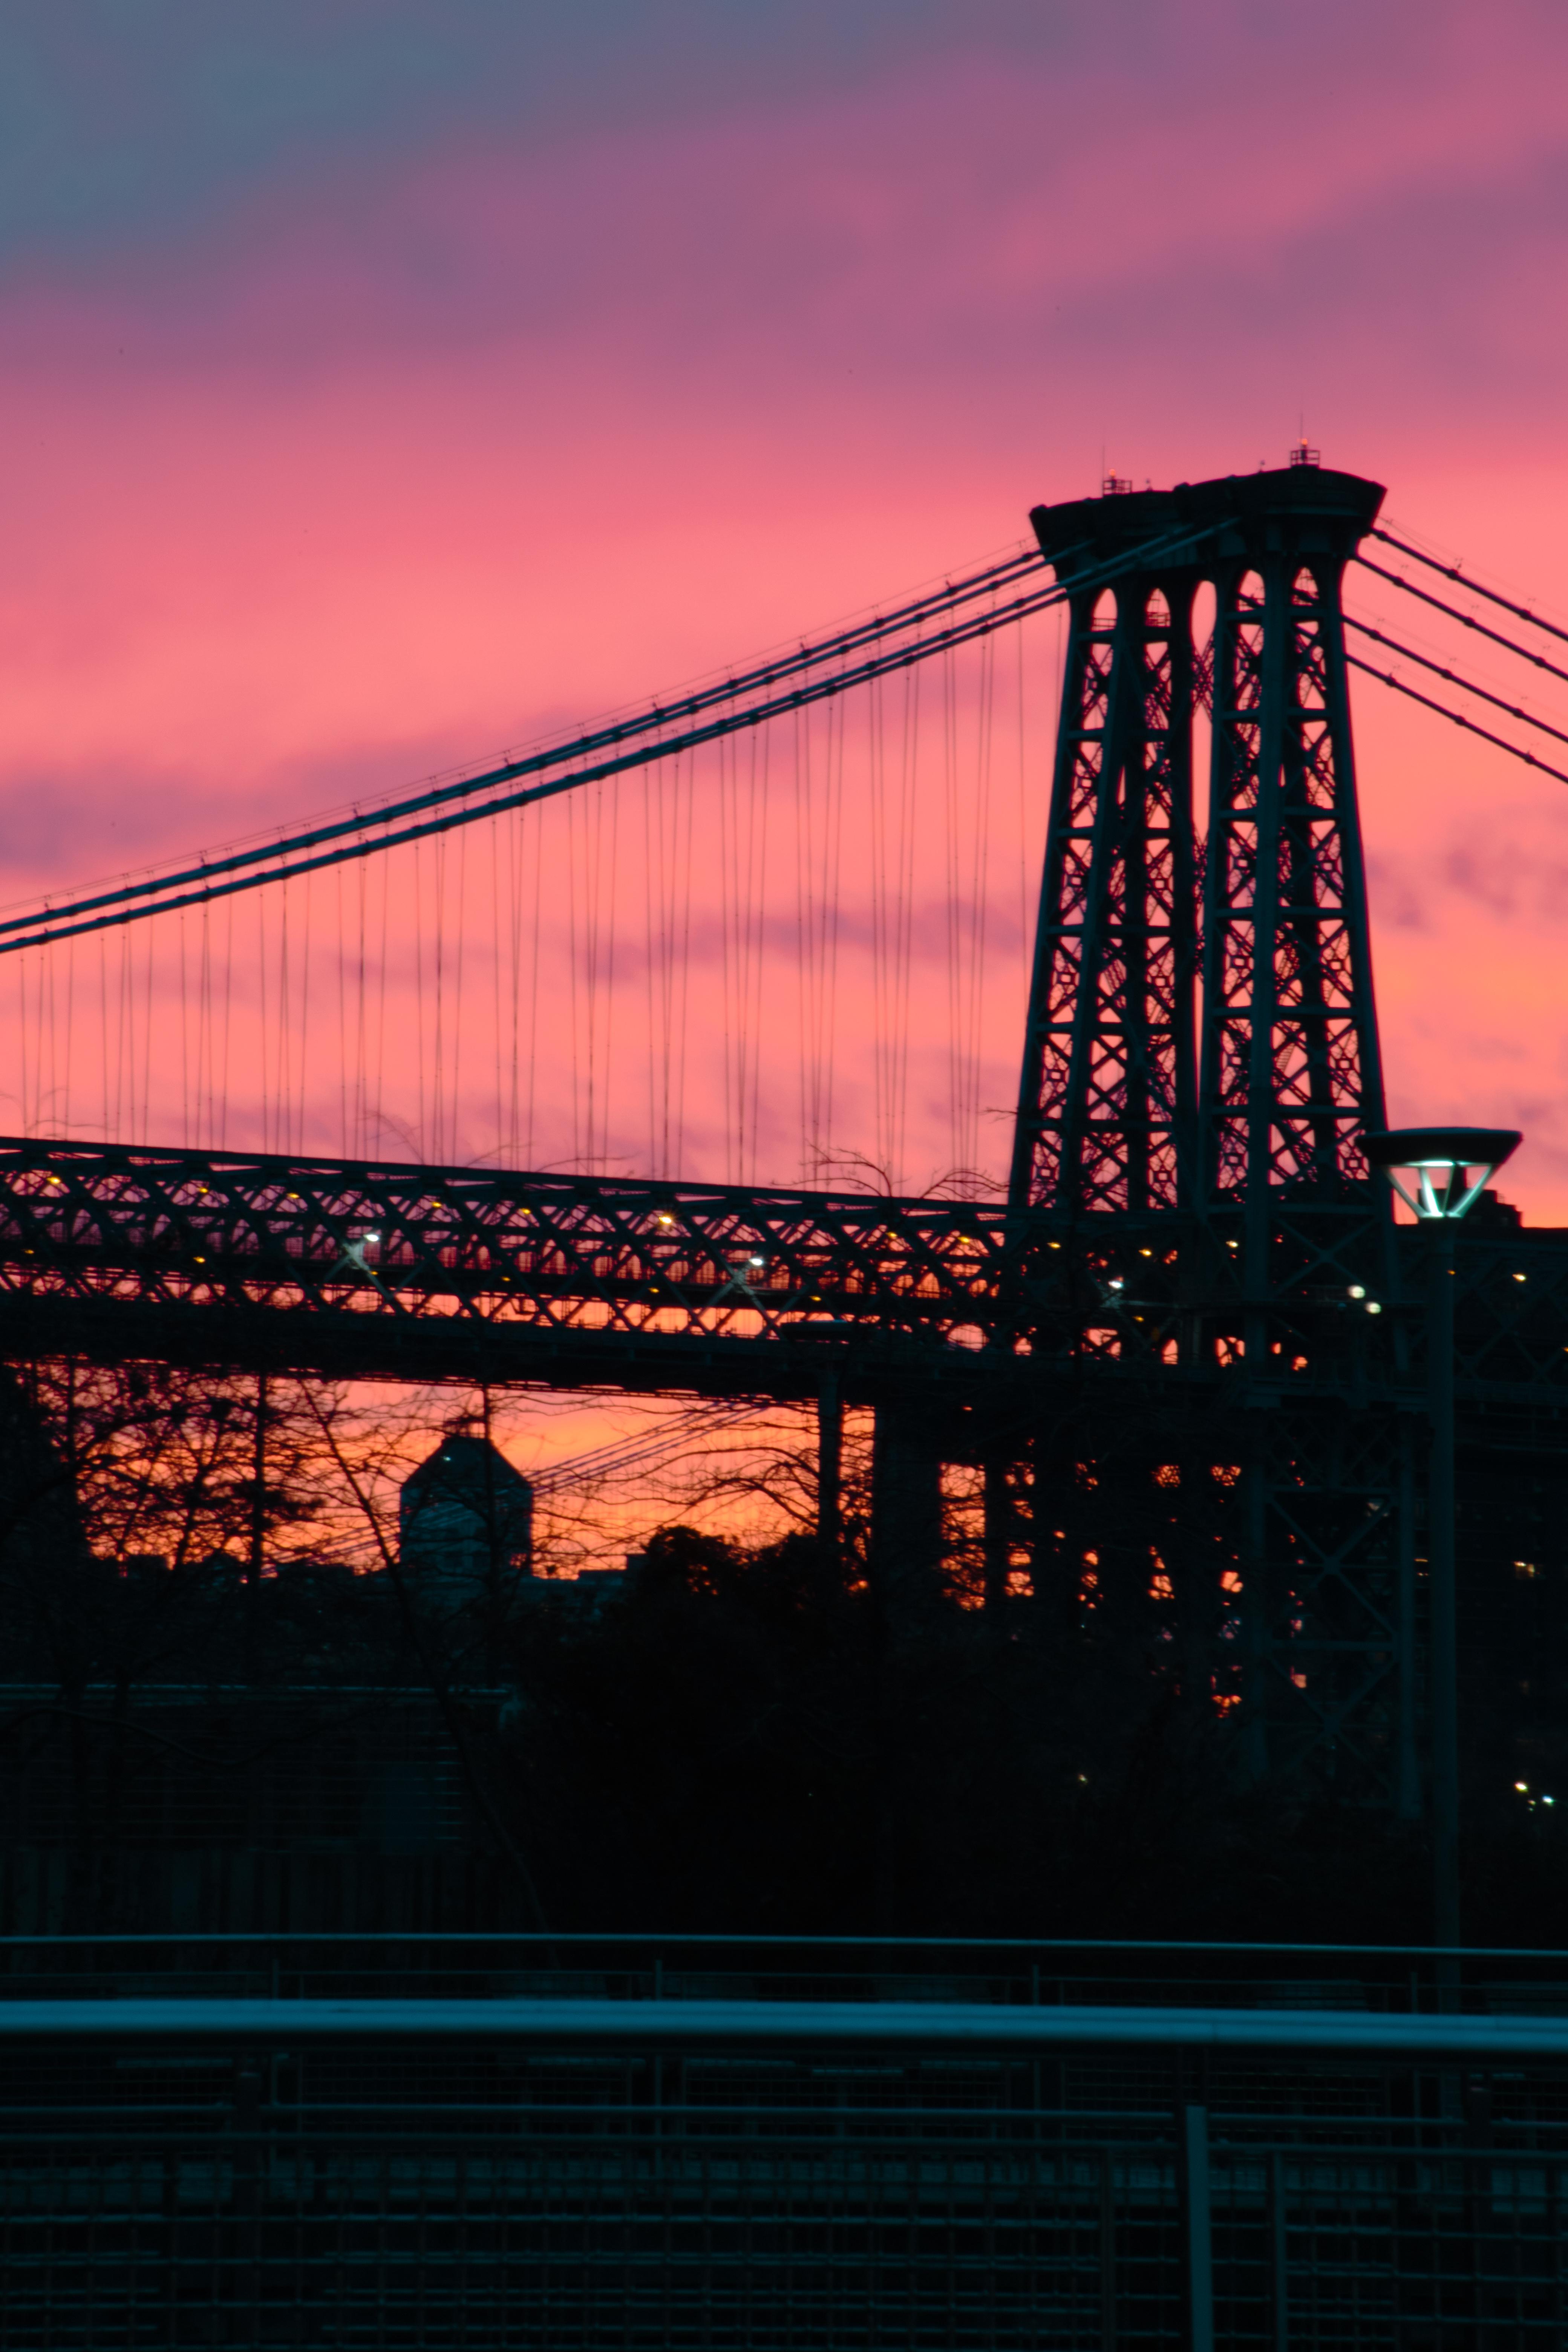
3 1929 1568 2012
1 1939 1566 2346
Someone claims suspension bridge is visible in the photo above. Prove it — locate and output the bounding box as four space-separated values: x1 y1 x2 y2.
3 453 1567 1799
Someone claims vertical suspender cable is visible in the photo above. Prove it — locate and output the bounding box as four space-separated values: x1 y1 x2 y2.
179 908 190 1148
746 723 768 1186
335 863 348 1156
257 886 270 1155
642 766 658 1174
488 815 502 1167
677 746 694 1178
97 933 108 1144
278 880 292 1157
567 790 583 1167
221 893 234 1153
793 705 811 1178
432 836 446 1162
16 942 28 1137
373 850 390 1160
525 804 542 1168
63 936 75 1143
298 870 313 1157
198 905 210 1148
719 738 736 1183
822 688 845 1174
413 839 428 1161
450 827 468 1164
967 631 996 1177
870 671 893 1180
943 643 962 1174
140 914 154 1147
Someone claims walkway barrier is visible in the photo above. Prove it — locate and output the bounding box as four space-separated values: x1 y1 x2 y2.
0 1937 1566 2346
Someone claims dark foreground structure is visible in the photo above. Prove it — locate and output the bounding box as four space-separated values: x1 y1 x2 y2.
9 459 1567 1818
3 1934 1568 2348
7 467 1568 2340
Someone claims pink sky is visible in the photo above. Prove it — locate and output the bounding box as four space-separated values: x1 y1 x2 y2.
5 3 1568 1213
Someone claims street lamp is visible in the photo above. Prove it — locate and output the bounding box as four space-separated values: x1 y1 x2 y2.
1360 1126 1522 1976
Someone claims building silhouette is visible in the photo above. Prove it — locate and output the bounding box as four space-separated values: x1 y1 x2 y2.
398 1432 533 1602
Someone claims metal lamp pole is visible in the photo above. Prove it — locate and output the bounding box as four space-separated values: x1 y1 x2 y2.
1426 1210 1460 1958
1361 1126 1521 1982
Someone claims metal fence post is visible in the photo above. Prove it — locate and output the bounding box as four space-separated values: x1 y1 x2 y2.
1270 2146 1290 2350
1099 2148 1117 2352
1182 2104 1215 2352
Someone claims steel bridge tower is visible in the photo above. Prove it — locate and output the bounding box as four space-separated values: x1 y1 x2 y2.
1008 462 1415 1807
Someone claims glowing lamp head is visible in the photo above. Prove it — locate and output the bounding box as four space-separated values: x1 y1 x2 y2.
1360 1127 1522 1222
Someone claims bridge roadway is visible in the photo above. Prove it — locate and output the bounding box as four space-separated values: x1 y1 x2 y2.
0 1135 1023 1408
0 1137 1562 1438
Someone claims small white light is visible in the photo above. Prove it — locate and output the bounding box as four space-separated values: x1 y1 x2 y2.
1516 1781 1529 1792
1366 1301 1383 1315
1109 1278 1124 1290
1348 1284 1366 1300
365 1231 380 1243
1546 1796 1556 1807
749 1255 765 1268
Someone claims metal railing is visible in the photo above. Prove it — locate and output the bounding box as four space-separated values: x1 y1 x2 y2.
1 1937 1567 2347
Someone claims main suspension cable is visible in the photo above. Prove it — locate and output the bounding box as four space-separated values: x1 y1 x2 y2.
0 519 1212 957
1372 528 1568 655
1344 619 1568 755
1356 556 1568 694
1345 655 1568 790
0 547 1048 948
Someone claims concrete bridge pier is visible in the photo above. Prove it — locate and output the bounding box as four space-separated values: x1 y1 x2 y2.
871 1403 943 1627
816 1374 842 1563
982 1458 1013 1615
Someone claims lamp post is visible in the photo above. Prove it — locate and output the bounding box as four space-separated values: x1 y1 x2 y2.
1361 1126 1522 1978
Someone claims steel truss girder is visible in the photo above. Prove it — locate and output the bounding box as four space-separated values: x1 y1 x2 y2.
0 1137 1011 1369
0 1136 1559 1404
0 1131 1559 1816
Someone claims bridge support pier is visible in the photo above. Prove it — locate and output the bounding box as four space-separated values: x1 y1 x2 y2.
871 1404 943 1626
983 1459 1012 1614
817 1375 842 1565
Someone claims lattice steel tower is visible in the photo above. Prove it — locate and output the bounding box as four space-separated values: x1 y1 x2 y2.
1011 462 1415 1807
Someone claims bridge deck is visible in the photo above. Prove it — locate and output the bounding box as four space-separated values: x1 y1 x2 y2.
0 1138 1560 1424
